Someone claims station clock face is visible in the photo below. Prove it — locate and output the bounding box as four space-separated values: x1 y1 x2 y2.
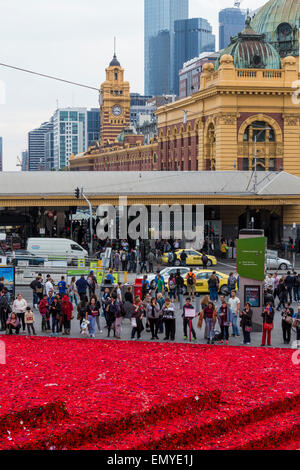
112 105 122 116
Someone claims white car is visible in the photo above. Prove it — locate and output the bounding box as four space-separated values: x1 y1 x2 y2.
267 254 292 270
138 267 191 289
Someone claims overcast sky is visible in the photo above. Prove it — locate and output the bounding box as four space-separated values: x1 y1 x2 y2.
0 0 266 170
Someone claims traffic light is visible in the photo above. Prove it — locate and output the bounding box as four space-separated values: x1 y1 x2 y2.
75 187 80 199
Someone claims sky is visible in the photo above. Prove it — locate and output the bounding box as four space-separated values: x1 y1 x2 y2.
0 0 267 171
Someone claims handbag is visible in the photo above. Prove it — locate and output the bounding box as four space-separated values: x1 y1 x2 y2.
263 322 273 331
245 326 252 332
285 316 293 325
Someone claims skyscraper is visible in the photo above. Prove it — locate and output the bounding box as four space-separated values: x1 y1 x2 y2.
144 0 189 96
174 18 215 96
28 121 53 171
219 7 246 50
52 107 87 170
0 137 3 171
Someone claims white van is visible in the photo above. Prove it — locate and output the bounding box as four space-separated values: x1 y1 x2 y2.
27 238 88 263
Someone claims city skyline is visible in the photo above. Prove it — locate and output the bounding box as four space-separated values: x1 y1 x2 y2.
0 0 266 170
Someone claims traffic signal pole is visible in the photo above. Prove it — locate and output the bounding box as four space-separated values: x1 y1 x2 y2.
75 186 93 257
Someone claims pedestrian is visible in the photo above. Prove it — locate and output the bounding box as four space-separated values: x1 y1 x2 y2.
200 294 210 340
276 278 287 311
217 300 233 345
25 306 36 336
156 292 165 334
182 297 197 341
162 297 176 341
39 294 50 331
67 276 79 306
12 293 27 333
121 249 128 271
261 302 274 346
45 275 54 297
113 251 120 271
284 271 294 304
57 276 67 297
142 275 150 300
180 250 187 266
281 302 294 344
76 275 89 301
186 269 196 301
61 295 73 335
155 273 165 297
147 250 155 273
6 312 20 335
293 307 300 343
30 276 43 309
146 297 160 340
227 273 237 297
110 293 123 339
198 301 217 344
124 286 134 318
228 290 240 337
77 295 89 329
202 252 208 270
0 290 10 331
87 271 97 299
240 302 253 345
208 272 219 302
49 297 61 337
293 272 300 303
175 270 184 302
131 296 145 340
168 273 176 301
86 297 100 338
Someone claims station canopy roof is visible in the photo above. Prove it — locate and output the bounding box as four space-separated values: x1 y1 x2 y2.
0 171 299 197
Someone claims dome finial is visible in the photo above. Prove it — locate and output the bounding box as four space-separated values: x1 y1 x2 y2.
245 10 251 28
109 37 121 67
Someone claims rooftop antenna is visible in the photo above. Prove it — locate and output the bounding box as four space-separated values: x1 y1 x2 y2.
114 36 117 57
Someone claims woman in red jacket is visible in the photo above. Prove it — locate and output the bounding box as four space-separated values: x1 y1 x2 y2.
61 295 73 335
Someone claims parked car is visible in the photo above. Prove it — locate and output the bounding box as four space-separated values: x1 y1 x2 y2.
7 250 45 266
266 252 292 270
162 249 217 267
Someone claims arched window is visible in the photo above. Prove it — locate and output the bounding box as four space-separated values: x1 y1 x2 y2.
205 123 216 171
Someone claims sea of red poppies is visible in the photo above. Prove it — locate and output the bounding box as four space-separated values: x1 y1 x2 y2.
0 336 299 450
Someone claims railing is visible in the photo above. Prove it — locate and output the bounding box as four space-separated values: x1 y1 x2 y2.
236 69 283 80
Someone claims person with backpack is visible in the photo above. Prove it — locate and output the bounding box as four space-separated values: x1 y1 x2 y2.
202 253 208 270
180 251 188 267
30 276 43 309
186 269 196 301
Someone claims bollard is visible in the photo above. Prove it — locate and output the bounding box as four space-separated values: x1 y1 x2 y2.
124 271 128 284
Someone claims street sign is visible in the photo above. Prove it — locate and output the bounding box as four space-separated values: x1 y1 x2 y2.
236 237 266 281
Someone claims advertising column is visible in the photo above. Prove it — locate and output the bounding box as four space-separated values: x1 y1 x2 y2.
236 230 266 331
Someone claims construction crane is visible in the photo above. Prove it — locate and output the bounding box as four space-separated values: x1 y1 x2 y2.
16 156 22 168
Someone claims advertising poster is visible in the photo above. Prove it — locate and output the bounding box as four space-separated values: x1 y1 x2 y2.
244 285 261 308
236 237 266 281
0 266 15 299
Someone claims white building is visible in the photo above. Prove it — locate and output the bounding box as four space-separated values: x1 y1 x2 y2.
52 107 88 170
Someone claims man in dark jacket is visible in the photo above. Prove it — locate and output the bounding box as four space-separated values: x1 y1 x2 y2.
76 275 89 301
284 271 294 304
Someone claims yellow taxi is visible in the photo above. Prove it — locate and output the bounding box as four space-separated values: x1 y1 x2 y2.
183 270 231 296
162 249 217 267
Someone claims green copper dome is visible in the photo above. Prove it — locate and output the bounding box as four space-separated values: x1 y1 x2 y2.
215 16 282 70
251 0 300 57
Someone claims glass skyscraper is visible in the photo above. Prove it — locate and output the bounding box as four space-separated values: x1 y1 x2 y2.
144 0 189 96
219 7 246 50
174 18 215 96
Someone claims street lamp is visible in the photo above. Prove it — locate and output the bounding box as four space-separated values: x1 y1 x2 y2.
250 125 272 193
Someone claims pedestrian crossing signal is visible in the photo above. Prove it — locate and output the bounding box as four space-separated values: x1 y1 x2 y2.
75 187 80 199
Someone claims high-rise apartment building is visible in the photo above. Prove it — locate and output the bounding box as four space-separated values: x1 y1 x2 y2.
28 121 53 171
130 93 155 128
144 0 189 96
174 18 215 96
21 150 29 171
52 108 87 169
87 108 100 148
219 7 246 50
0 137 3 171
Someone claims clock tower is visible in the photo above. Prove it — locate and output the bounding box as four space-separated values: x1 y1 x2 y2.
100 52 130 147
